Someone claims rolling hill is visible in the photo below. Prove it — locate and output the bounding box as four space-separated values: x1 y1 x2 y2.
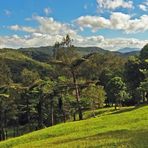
0 105 147 148
0 48 54 82
19 46 109 62
0 45 140 84
118 47 140 53
19 46 139 63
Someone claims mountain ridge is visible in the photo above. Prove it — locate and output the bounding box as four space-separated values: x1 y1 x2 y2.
118 47 140 53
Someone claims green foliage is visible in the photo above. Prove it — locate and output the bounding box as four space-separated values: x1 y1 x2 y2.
79 53 126 80
0 59 12 86
124 45 148 104
0 49 54 82
124 56 144 93
82 84 106 109
140 44 148 60
107 77 127 108
21 68 40 86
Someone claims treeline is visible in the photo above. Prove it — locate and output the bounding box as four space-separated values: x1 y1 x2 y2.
0 35 147 141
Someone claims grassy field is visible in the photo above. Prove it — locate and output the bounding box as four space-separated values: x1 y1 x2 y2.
0 105 148 148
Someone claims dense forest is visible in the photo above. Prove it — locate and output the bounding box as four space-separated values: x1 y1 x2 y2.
0 35 148 141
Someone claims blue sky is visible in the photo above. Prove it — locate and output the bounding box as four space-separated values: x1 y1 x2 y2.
0 0 148 50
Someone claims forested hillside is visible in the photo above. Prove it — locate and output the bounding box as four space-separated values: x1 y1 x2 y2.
19 45 136 63
0 35 147 143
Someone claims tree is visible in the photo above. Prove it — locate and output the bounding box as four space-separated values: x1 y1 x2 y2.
51 35 91 120
79 52 126 80
137 44 148 103
124 56 144 102
82 84 106 116
99 69 114 106
107 77 127 109
140 44 148 60
0 60 13 140
0 59 12 86
21 68 40 86
137 63 148 103
20 69 40 130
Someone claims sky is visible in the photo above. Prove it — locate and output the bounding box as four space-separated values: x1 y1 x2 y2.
0 0 148 50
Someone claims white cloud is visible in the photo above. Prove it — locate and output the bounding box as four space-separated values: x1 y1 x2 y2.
139 1 148 11
2 14 148 51
6 16 78 48
33 16 76 36
127 15 148 33
0 34 63 49
139 4 147 11
9 16 77 37
0 33 147 51
102 38 148 51
74 35 148 51
44 7 52 15
75 15 110 31
110 12 131 30
96 0 133 11
9 25 36 33
74 35 105 47
75 12 148 33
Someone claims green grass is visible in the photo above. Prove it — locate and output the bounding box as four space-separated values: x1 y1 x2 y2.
0 105 148 148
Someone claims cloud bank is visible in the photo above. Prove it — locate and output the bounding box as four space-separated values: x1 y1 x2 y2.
0 2 148 51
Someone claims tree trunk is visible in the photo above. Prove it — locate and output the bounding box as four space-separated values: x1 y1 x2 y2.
37 95 44 129
115 104 117 110
13 127 16 137
71 70 83 120
115 100 117 110
50 96 54 126
0 128 6 141
73 112 76 121
146 92 148 104
26 94 31 131
4 110 7 140
63 110 66 123
0 102 6 141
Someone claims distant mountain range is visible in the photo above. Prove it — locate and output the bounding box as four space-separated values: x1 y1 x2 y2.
1 46 140 64
18 46 141 62
19 46 111 62
118 47 140 53
19 46 140 62
0 46 141 81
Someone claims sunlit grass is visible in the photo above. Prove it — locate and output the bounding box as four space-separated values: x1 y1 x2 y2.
0 105 148 148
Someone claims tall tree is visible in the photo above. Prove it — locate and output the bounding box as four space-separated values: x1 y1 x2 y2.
51 35 89 120
107 77 127 109
124 56 144 102
82 84 106 117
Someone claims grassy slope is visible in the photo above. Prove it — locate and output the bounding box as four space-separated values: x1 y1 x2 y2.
0 105 148 148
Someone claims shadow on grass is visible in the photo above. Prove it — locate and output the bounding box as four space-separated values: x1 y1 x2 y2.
85 105 147 119
84 108 115 119
111 107 136 114
52 129 148 147
111 104 147 115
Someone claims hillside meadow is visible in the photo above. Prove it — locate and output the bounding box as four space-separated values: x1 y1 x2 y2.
0 105 147 148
